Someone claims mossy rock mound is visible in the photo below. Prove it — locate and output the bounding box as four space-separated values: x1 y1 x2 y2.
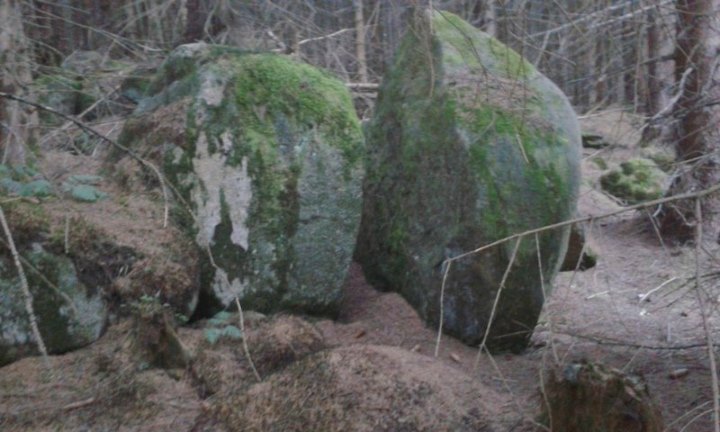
600 158 667 204
0 201 107 366
35 52 103 125
118 43 364 317
195 344 504 431
355 10 581 352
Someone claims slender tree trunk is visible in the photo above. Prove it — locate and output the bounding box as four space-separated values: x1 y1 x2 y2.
1 0 37 166
182 0 205 43
645 8 662 116
484 0 497 37
354 0 369 83
659 0 719 241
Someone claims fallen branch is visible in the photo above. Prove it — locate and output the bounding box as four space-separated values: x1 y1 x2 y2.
62 397 95 411
235 296 262 383
346 82 379 90
554 330 715 351
298 28 353 46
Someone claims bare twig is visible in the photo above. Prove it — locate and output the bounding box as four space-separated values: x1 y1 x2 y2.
555 330 715 351
638 276 679 303
62 397 96 410
64 214 70 254
474 237 522 367
434 259 451 357
345 82 379 90
446 181 720 266
234 295 261 382
298 28 353 46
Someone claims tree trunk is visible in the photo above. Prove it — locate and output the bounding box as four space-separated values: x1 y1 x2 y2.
0 0 37 166
645 8 662 116
658 0 719 241
182 0 205 43
354 0 369 83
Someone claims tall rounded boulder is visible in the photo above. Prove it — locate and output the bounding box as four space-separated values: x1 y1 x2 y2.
119 44 364 317
355 10 581 352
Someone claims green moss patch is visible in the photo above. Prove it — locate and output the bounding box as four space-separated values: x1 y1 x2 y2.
600 158 667 204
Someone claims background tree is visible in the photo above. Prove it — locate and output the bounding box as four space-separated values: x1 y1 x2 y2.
658 0 720 240
0 0 38 166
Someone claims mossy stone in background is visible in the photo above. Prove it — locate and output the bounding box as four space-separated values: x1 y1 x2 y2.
600 158 667 204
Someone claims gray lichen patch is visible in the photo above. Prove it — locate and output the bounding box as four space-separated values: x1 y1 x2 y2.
192 132 252 250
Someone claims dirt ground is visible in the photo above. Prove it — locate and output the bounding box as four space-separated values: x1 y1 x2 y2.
1 109 719 430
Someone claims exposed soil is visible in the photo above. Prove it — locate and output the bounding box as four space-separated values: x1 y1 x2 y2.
1 110 719 431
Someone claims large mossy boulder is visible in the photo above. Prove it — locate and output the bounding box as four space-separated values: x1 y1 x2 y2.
0 201 107 366
355 10 581 352
119 43 364 317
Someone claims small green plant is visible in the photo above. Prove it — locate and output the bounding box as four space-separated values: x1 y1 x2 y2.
203 325 243 345
0 164 54 198
61 174 107 202
203 311 244 345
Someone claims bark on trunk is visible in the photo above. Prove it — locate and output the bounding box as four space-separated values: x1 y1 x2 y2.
0 0 37 166
658 0 719 241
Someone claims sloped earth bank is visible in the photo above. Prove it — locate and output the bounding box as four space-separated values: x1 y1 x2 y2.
2 110 720 431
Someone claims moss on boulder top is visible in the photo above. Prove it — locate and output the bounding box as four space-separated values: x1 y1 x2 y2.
119 43 364 317
355 9 581 352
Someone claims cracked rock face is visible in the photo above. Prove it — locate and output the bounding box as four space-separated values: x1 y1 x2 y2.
122 43 364 317
355 10 581 352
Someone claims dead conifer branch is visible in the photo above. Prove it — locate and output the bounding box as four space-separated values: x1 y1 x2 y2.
62 397 96 411
447 181 720 266
473 236 522 367
345 82 379 90
0 205 49 365
234 296 262 383
297 28 353 46
434 259 451 357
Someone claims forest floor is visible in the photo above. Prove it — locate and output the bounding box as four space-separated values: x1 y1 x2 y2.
1 109 719 431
